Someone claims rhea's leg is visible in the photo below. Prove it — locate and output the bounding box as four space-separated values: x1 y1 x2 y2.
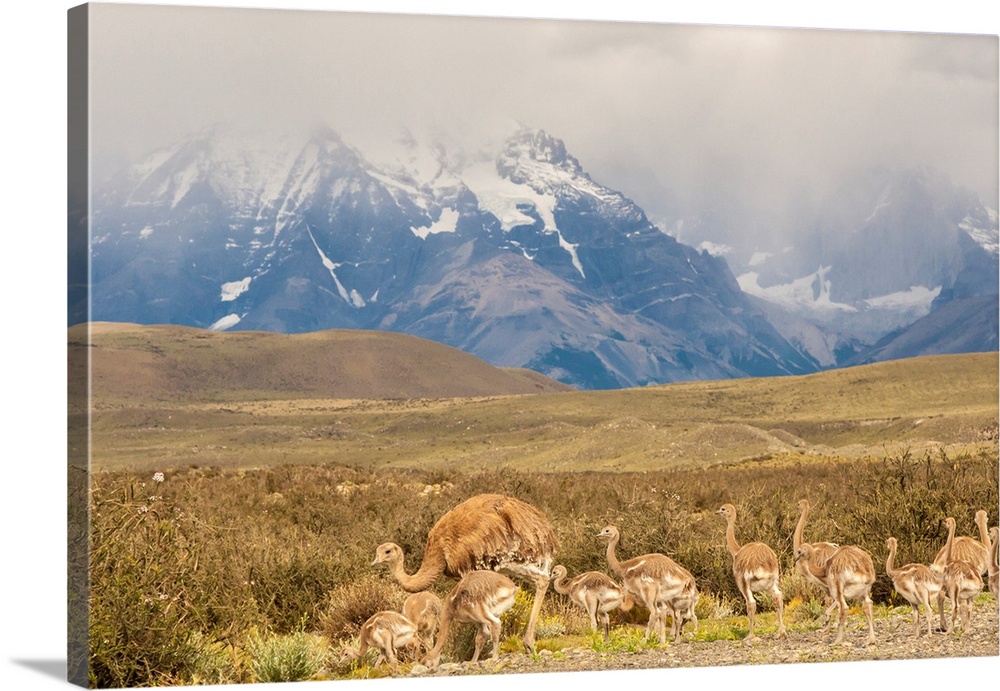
522 573 549 654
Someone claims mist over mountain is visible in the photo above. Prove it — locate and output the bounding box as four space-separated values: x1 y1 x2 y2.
674 165 999 365
85 126 828 389
81 123 998 387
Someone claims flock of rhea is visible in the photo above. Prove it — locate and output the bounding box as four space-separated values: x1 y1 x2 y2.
339 493 999 671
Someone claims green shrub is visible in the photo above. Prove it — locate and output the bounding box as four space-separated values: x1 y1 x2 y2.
589 626 658 653
695 590 738 621
183 631 239 686
87 482 221 688
246 629 327 683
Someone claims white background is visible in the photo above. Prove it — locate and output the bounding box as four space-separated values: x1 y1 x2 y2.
1 2 997 690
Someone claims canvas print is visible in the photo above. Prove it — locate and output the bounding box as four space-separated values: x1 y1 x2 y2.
67 3 999 688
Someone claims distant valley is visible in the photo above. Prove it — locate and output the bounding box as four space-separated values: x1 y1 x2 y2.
75 323 998 473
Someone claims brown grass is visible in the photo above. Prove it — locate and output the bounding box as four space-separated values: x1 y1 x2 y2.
85 449 997 687
70 322 571 405
83 332 998 472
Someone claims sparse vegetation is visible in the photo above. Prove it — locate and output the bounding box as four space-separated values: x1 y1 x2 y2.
246 628 328 684
81 334 998 473
78 331 998 686
86 446 997 686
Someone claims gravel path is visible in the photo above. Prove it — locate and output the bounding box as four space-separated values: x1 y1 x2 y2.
409 600 998 678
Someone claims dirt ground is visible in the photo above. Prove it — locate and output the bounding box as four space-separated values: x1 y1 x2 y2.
412 599 998 678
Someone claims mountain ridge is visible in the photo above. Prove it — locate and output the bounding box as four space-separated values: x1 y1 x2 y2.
86 125 820 388
82 125 997 387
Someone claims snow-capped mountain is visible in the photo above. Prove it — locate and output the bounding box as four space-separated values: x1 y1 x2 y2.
846 295 999 366
86 125 819 389
777 167 997 305
685 166 999 364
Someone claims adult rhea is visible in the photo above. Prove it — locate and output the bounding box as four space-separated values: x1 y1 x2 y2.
372 493 558 653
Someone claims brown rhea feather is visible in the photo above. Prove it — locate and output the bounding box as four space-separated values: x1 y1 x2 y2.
934 537 990 575
448 570 516 607
987 526 998 596
620 553 689 580
573 571 620 590
427 494 559 576
734 542 779 574
828 545 876 577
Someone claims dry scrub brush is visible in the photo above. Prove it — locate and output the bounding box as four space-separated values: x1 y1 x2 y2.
86 447 996 684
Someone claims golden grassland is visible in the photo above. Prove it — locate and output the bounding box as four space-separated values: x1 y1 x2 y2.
71 324 999 686
82 335 998 472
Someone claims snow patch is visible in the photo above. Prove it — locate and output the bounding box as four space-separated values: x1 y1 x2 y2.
411 207 459 239
132 145 178 178
738 267 857 312
864 285 941 311
306 226 362 307
959 213 999 255
170 161 201 209
462 160 558 232
274 143 322 240
210 314 241 331
220 276 252 302
558 233 586 278
698 241 732 257
461 160 585 277
509 240 535 261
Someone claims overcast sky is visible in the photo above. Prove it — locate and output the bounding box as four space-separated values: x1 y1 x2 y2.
88 2 999 220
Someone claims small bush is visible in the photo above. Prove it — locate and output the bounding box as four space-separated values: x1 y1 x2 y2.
87 483 217 688
695 591 737 621
183 631 239 686
246 629 327 683
320 575 406 642
589 626 658 653
500 587 534 639
535 614 567 639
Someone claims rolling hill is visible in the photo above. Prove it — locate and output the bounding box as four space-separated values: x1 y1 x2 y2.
69 322 572 404
73 322 998 472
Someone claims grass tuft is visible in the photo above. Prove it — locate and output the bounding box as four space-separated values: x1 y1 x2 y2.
246 628 327 684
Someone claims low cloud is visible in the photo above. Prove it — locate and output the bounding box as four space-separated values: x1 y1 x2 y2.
88 4 998 221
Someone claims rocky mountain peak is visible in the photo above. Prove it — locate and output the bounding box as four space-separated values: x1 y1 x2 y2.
497 128 587 184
